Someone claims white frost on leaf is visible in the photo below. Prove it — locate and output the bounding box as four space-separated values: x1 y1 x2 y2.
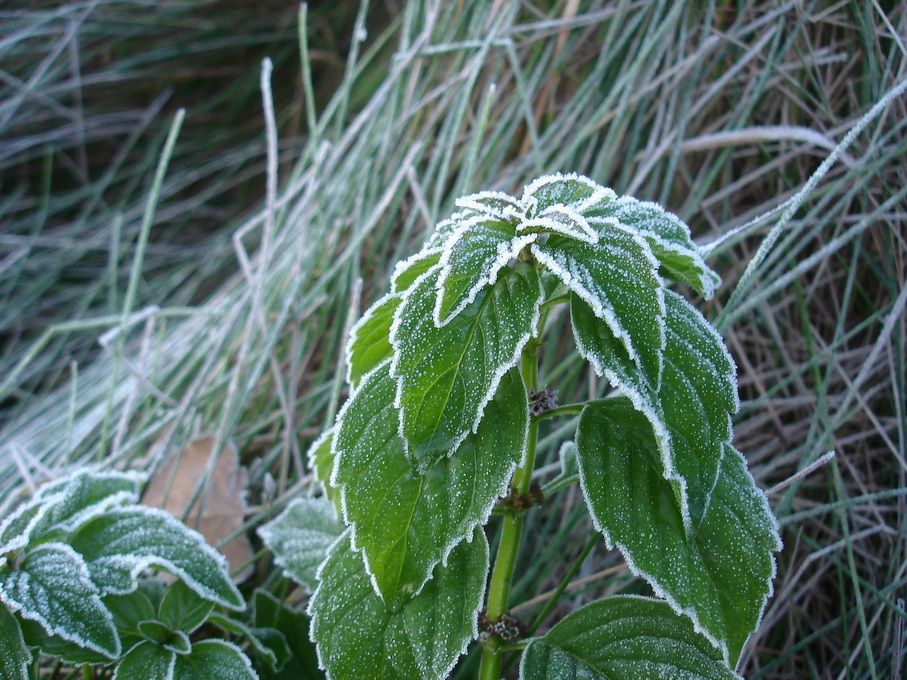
454 190 521 221
391 247 443 294
257 498 344 594
0 541 120 659
345 291 402 388
69 506 244 611
518 204 599 244
433 214 536 326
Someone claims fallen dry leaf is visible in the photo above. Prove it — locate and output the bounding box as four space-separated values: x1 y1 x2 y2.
142 435 254 583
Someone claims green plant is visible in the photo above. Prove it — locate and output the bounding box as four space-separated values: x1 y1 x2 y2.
260 173 782 679
0 468 286 679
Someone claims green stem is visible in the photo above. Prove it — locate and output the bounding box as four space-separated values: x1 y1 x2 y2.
479 344 540 680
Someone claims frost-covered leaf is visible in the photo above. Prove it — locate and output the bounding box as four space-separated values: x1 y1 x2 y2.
0 542 119 658
454 190 521 220
138 620 191 654
69 506 244 610
0 494 59 555
0 604 29 680
253 589 322 679
116 639 258 680
114 640 174 680
31 468 144 537
434 215 535 325
533 227 664 388
309 430 342 515
159 579 215 635
519 596 740 680
519 205 598 244
571 290 737 525
104 589 157 654
390 262 542 472
575 399 780 665
333 363 526 608
172 640 258 680
587 196 719 299
142 436 254 584
346 293 401 388
392 249 443 293
257 498 344 594
208 612 290 670
520 173 613 217
310 528 487 680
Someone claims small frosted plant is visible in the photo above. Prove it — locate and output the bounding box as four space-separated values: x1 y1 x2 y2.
0 468 291 679
261 173 782 680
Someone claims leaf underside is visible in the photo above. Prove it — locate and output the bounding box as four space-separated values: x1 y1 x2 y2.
333 362 526 608
310 528 488 680
575 398 780 665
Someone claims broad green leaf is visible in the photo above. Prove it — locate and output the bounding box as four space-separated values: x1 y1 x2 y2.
257 498 345 594
0 542 119 658
208 612 290 670
0 494 58 554
116 639 258 680
138 620 191 654
587 195 720 299
0 604 29 680
519 596 740 680
19 618 111 665
392 249 442 293
575 399 780 665
333 363 526 608
114 640 174 680
69 506 244 610
173 640 258 680
571 290 737 524
159 579 215 635
390 262 543 472
520 173 614 216
253 589 322 679
104 589 157 653
309 430 342 515
310 528 488 680
434 215 535 325
532 226 664 388
346 293 401 388
31 468 144 536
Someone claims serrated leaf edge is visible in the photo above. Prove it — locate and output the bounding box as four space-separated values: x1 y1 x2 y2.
518 204 599 244
388 264 544 467
433 216 538 327
519 593 745 680
334 367 529 605
83 506 244 611
454 190 521 220
308 529 487 680
256 497 343 593
576 421 781 666
532 222 666 388
0 541 121 659
391 248 444 293
344 291 402 388
0 492 64 555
